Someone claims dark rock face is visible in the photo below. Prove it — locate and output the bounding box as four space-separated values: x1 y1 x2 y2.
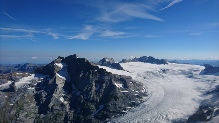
202 64 219 74
97 57 124 70
120 56 168 65
8 82 16 92
0 54 147 123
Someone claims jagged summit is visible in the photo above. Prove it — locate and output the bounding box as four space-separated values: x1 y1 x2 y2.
98 57 115 65
97 57 124 70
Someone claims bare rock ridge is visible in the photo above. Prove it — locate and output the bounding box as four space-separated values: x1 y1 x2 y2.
120 56 168 65
0 54 147 123
96 57 124 70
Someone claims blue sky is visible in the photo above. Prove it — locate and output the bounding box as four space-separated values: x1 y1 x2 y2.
0 0 219 64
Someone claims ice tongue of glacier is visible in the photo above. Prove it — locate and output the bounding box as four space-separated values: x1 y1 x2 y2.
104 62 219 123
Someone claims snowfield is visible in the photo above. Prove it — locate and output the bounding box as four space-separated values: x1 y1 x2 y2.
15 74 35 88
99 62 219 123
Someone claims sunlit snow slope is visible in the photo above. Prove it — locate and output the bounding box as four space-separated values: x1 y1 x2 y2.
99 62 219 123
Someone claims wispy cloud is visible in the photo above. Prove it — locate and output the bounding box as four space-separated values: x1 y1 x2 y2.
144 34 162 38
0 27 61 39
0 27 39 33
95 1 163 22
189 32 203 36
160 0 183 11
68 32 93 40
47 32 59 39
0 34 33 39
68 25 95 40
100 30 125 37
3 12 16 21
31 57 38 60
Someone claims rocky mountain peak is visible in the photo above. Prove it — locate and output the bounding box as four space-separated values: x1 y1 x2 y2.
0 54 147 122
97 57 124 70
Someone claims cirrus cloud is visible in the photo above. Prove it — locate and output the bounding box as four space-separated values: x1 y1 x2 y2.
100 30 126 37
160 0 183 11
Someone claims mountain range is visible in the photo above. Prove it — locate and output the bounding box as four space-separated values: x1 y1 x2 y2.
0 54 219 123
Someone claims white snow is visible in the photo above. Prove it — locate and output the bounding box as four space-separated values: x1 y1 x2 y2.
103 62 219 123
54 63 63 69
56 73 66 80
98 65 130 76
0 74 44 89
60 97 64 102
120 90 129 93
114 82 123 88
15 74 35 88
0 81 13 88
54 62 69 81
27 87 35 90
16 72 22 75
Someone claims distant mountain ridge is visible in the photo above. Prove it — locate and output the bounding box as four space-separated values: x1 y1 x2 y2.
0 63 40 74
120 56 168 65
96 57 124 70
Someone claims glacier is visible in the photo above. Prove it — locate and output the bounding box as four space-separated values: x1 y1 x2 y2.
99 62 219 123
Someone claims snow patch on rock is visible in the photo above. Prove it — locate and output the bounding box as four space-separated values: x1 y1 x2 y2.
55 62 69 81
114 82 123 88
